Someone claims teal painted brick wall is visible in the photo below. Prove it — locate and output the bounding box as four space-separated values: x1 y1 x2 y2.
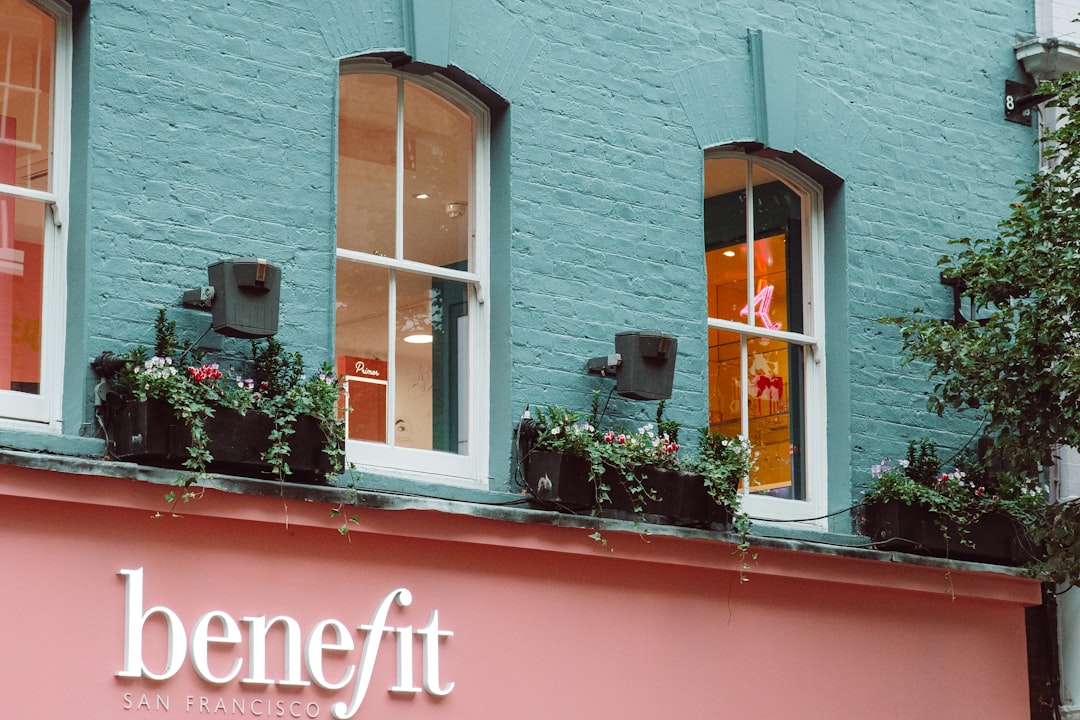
83 0 336 367
60 0 1035 515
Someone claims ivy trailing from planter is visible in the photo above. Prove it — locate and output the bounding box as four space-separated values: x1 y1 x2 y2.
687 427 753 558
112 310 216 497
245 337 346 484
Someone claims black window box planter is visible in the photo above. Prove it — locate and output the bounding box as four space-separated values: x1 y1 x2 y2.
523 449 728 528
106 399 337 484
863 500 1031 566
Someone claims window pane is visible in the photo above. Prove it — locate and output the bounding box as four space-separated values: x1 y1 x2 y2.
708 328 742 433
0 193 44 393
337 73 397 257
746 338 803 499
336 259 389 442
708 328 805 499
704 158 803 332
0 0 55 193
402 81 472 268
704 158 749 319
395 272 469 454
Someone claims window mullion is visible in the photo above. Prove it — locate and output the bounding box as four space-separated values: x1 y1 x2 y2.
2 31 10 133
708 317 817 347
387 77 405 448
386 269 397 449
739 334 749 494
744 160 755 329
741 159 753 497
335 248 480 286
0 185 57 204
395 76 405 262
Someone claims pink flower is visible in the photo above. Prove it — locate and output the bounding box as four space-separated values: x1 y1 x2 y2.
603 431 615 443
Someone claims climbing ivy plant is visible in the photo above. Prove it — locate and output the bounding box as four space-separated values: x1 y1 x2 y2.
884 73 1080 586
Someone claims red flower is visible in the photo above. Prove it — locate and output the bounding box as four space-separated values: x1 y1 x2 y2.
187 364 223 382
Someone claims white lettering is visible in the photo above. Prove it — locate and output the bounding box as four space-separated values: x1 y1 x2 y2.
331 589 411 720
389 626 420 694
242 616 309 687
116 570 454 714
418 611 454 696
353 361 381 378
305 619 355 691
191 611 243 684
122 690 168 708
116 568 186 681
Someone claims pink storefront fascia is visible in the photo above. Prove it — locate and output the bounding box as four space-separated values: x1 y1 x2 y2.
0 463 1040 719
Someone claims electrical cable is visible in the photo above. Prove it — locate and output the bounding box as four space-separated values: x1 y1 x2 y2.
175 324 216 366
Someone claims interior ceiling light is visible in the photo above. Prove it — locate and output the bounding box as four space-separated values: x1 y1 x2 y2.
723 250 736 257
413 193 430 199
400 310 433 344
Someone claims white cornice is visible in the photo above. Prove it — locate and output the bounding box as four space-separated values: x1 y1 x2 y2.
1015 35 1080 81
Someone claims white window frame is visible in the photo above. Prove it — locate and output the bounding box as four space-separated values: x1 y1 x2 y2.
705 151 827 526
335 64 490 488
0 0 70 431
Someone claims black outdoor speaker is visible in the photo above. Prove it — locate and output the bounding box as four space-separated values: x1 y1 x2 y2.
614 331 677 400
207 257 281 338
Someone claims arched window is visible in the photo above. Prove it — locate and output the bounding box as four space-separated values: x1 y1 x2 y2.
0 0 70 428
705 151 826 521
335 61 489 486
